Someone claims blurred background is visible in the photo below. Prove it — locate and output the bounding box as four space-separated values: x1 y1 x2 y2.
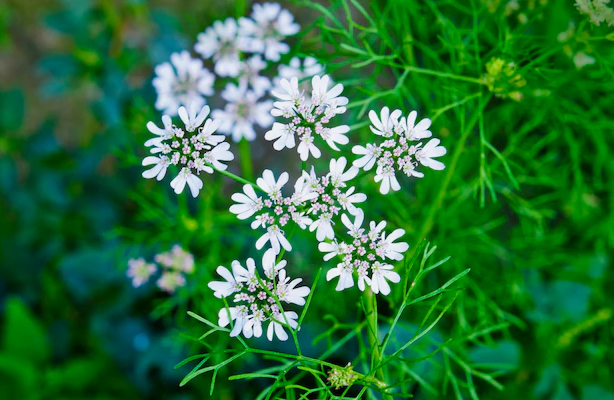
1 0 613 399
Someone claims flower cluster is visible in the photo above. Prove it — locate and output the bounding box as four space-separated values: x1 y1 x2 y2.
229 157 366 254
352 107 447 194
208 250 310 341
153 3 308 143
152 51 215 116
575 0 614 26
319 210 408 295
142 104 234 197
126 245 195 294
266 75 350 160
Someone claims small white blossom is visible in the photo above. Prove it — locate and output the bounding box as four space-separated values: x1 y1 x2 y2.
126 258 157 287
267 311 299 341
230 184 263 220
153 51 215 116
369 262 400 296
208 262 248 299
239 55 272 96
212 82 274 142
402 110 432 140
170 167 203 197
369 107 402 137
239 3 300 61
415 139 447 170
157 271 186 294
195 18 244 77
257 169 289 198
256 224 293 254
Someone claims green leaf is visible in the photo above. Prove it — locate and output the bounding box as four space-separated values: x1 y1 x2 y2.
1 298 49 364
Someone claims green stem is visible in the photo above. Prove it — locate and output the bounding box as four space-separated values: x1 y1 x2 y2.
404 66 485 85
406 94 489 261
364 288 392 399
238 139 254 181
213 167 261 192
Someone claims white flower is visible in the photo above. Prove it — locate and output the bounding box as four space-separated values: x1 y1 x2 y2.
239 55 272 96
271 76 303 108
170 167 203 197
337 187 366 215
321 125 350 151
218 306 249 337
208 262 249 298
369 107 402 137
379 229 409 261
203 142 234 171
126 258 157 287
257 169 289 198
292 212 313 229
319 240 340 261
311 75 348 113
239 3 300 61
230 184 263 220
402 111 432 140
212 82 274 142
178 103 212 133
157 271 186 294
297 133 321 160
265 122 296 150
374 164 401 195
341 210 364 239
326 261 355 291
243 310 267 338
328 157 358 187
415 139 446 170
195 18 243 77
262 248 286 279
352 143 381 171
369 262 400 296
145 115 174 148
142 155 170 181
276 269 310 306
256 224 292 254
267 311 299 341
309 213 334 241
153 51 215 116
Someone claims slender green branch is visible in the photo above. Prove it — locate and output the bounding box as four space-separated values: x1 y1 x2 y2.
238 139 254 181
364 288 393 399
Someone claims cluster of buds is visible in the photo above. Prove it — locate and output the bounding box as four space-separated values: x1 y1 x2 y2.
352 107 447 194
229 157 367 254
142 104 234 197
319 210 408 296
265 75 350 160
126 245 195 294
208 249 310 341
327 362 358 391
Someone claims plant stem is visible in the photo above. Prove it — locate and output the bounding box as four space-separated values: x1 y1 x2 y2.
214 167 261 191
364 288 393 399
407 94 489 261
238 139 254 181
